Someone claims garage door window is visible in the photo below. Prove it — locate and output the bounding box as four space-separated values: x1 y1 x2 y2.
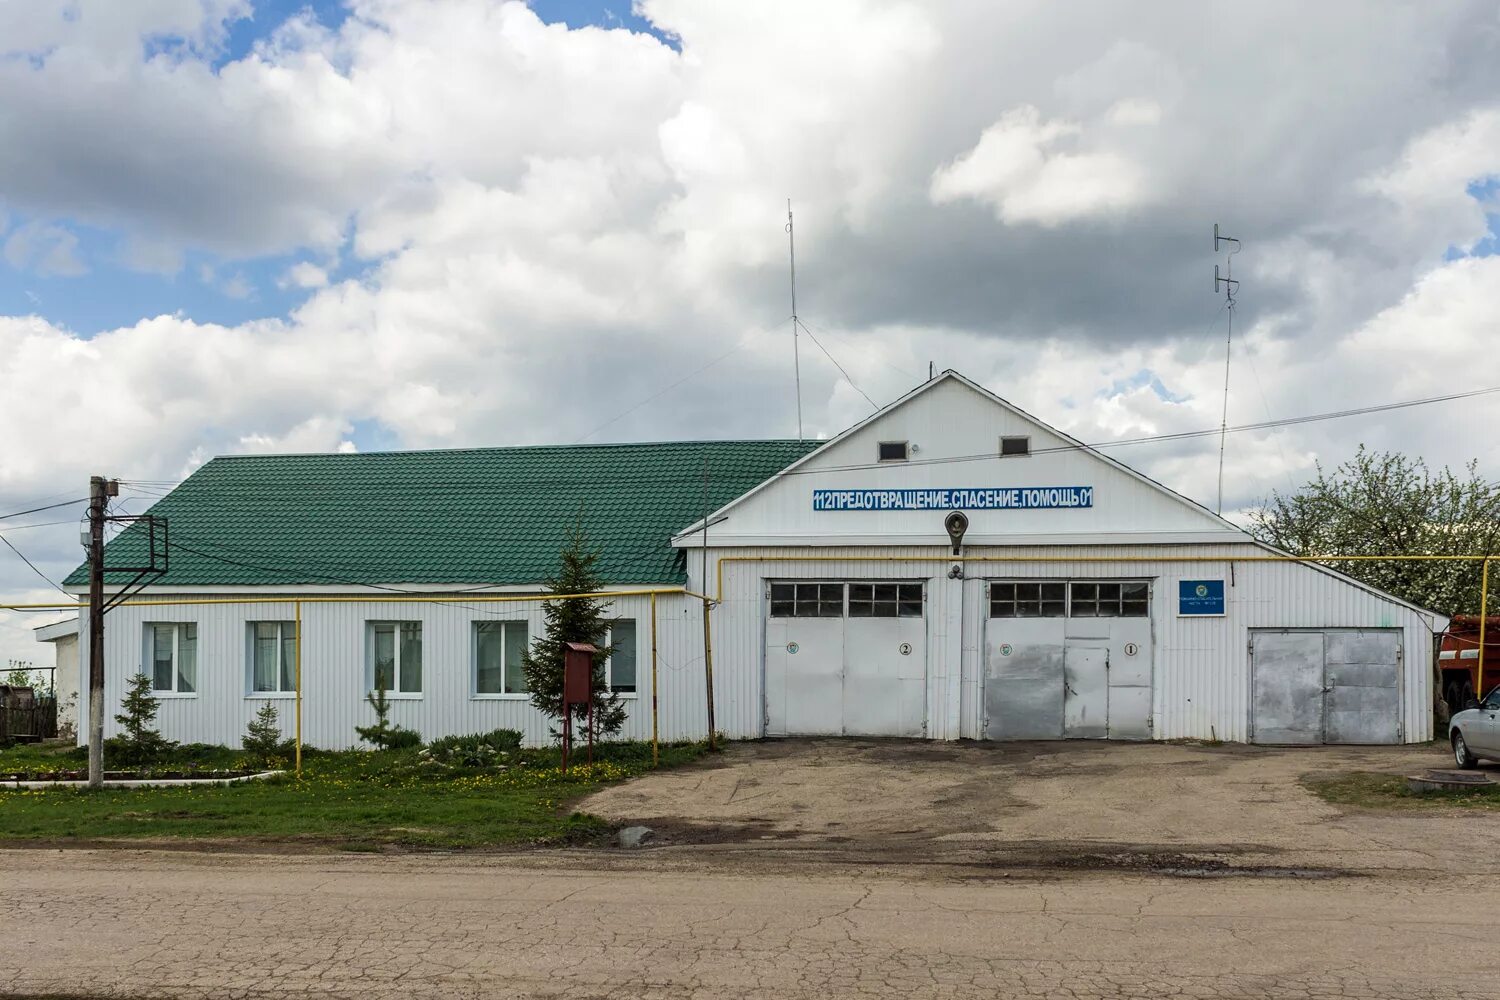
990 582 1066 618
848 583 923 618
770 582 844 617
1070 581 1149 618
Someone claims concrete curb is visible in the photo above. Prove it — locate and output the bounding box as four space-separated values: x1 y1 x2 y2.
4 770 285 790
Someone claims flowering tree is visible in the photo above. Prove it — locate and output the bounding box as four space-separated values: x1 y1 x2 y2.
1248 446 1500 614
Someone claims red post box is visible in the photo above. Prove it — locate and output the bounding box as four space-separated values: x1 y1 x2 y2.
561 642 597 770
563 643 595 707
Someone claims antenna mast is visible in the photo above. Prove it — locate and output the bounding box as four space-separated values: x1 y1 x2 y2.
1212 223 1242 516
786 199 803 440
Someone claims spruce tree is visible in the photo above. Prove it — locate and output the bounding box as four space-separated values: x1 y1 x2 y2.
521 525 626 737
243 702 291 765
109 672 177 765
355 672 421 750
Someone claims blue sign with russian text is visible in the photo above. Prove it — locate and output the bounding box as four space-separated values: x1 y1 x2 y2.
811 486 1093 512
1178 580 1225 616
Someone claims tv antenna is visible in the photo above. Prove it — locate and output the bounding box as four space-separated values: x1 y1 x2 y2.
1212 223 1241 516
786 199 803 440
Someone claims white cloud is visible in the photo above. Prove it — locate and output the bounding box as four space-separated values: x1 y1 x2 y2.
1107 99 1162 126
220 272 253 299
1362 108 1500 255
0 1 250 61
118 236 185 275
280 262 329 289
3 221 87 277
929 106 1148 226
2 0 1500 667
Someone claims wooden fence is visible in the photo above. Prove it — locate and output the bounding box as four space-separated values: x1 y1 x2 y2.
0 696 57 743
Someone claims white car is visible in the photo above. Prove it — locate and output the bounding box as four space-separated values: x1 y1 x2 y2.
1451 685 1500 769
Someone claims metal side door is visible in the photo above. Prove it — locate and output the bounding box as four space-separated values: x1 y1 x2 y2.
1324 630 1401 745
984 620 1064 740
1107 619 1153 741
1251 630 1324 744
1062 645 1109 739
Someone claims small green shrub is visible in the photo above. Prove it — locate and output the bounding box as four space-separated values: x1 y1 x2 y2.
242 703 295 767
376 727 422 751
421 729 524 768
355 674 421 751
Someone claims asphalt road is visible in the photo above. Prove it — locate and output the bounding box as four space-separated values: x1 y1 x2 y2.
4 741 1498 999
1 848 1496 1000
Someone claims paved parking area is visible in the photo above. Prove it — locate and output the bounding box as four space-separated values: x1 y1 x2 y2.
583 738 1500 875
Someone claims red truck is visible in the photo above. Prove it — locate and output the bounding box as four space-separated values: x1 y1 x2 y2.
1438 615 1500 711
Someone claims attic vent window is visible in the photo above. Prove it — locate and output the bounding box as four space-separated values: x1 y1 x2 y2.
877 441 910 463
1000 436 1030 457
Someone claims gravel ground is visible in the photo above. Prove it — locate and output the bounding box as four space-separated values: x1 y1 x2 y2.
582 738 1500 876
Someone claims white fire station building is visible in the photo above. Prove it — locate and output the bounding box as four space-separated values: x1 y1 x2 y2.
73 371 1442 748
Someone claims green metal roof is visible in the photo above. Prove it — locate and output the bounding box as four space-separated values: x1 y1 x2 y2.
66 440 820 589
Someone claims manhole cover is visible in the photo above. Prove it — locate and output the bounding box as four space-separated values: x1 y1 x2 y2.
1407 770 1496 793
1423 769 1491 784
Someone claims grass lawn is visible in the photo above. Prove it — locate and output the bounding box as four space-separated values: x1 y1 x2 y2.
0 739 706 850
1303 770 1500 812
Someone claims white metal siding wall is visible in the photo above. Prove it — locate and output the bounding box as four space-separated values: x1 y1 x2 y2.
690 543 1439 745
83 543 1437 749
86 593 711 749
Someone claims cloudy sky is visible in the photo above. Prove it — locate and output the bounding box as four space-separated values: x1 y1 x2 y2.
3 0 1500 665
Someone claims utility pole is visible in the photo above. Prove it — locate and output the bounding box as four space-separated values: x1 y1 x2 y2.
700 456 717 751
86 475 116 789
786 200 803 440
1212 224 1242 516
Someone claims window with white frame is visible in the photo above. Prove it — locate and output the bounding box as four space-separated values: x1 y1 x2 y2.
608 620 637 694
369 622 422 695
474 621 528 695
145 623 197 694
248 621 297 694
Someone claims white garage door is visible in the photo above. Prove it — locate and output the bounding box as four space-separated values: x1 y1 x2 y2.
764 581 927 737
1250 629 1402 745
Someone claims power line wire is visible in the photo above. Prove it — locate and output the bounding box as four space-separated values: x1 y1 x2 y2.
0 534 70 598
104 379 1500 495
0 518 79 533
164 533 553 598
64 378 1500 600
159 538 627 616
795 316 922 383
572 317 796 444
0 498 87 521
109 471 791 505
796 318 877 410
775 381 1500 478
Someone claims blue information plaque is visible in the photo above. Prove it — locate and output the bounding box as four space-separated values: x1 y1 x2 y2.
1178 580 1225 616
